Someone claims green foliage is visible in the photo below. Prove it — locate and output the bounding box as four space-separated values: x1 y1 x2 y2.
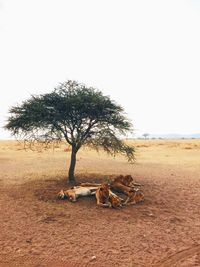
5 80 135 162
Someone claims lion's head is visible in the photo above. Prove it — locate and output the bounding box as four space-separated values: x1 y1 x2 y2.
99 183 110 200
114 174 134 186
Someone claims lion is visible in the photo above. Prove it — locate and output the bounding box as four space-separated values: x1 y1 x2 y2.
57 185 98 202
95 183 124 208
95 183 111 207
114 175 135 186
110 175 141 195
109 190 124 208
124 189 145 205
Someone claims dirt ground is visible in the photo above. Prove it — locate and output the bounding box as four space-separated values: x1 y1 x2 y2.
1 139 200 267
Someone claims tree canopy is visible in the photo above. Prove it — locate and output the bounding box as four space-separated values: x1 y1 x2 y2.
5 80 135 182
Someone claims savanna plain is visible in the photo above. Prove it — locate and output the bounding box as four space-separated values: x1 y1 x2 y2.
1 139 200 267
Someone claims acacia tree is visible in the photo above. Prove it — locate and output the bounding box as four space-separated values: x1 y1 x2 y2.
5 80 135 183
143 133 149 140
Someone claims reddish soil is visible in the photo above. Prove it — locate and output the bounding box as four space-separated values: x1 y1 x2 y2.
1 140 200 267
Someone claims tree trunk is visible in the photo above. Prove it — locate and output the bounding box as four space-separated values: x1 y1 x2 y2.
68 145 77 183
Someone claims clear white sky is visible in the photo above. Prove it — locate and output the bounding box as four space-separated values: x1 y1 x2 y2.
0 0 200 139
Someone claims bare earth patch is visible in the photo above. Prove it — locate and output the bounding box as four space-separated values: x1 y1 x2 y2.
1 140 200 266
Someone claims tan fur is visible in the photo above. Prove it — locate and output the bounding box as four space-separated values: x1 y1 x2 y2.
95 183 111 207
57 186 97 202
124 189 145 205
114 175 135 186
109 190 124 208
95 183 124 208
110 175 141 195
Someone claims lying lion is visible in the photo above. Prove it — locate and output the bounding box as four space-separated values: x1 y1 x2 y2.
110 174 141 196
109 190 124 208
124 189 145 205
80 179 144 207
57 176 144 207
95 183 124 208
58 185 98 202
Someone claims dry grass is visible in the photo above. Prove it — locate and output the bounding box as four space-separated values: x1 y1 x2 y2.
129 138 200 149
1 138 200 185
